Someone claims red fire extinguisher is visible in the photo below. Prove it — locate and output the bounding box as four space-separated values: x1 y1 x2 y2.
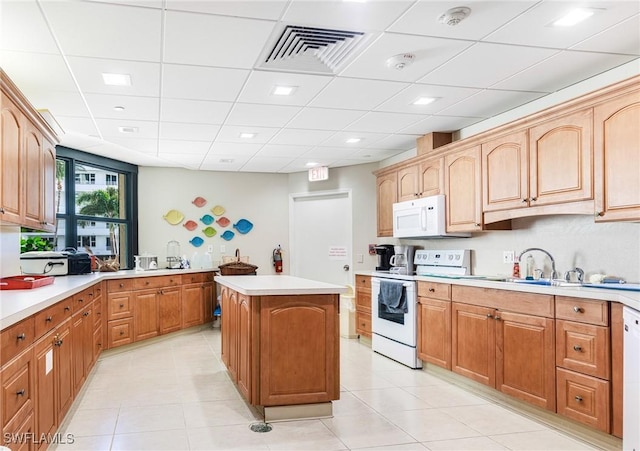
273 245 283 273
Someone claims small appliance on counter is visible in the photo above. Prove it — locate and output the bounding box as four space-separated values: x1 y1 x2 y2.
389 245 416 275
134 254 158 271
373 244 395 271
20 249 92 275
166 240 182 269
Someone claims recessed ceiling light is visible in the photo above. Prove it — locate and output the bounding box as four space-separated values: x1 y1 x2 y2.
306 161 319 167
113 106 125 111
118 126 138 133
346 138 362 144
272 85 297 96
239 132 256 139
412 97 438 106
552 8 595 26
102 73 131 86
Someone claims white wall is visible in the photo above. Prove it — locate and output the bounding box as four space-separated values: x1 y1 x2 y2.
0 225 21 277
137 167 289 274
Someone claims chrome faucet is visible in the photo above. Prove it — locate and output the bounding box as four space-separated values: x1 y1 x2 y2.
518 248 559 280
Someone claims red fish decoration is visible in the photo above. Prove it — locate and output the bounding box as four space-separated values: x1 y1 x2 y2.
183 220 198 231
216 216 230 227
191 196 207 207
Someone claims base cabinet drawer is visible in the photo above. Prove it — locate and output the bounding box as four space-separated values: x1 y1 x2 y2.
556 320 610 379
107 319 133 348
356 311 371 337
556 367 610 433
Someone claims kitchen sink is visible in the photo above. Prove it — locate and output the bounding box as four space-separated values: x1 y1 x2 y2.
504 278 582 287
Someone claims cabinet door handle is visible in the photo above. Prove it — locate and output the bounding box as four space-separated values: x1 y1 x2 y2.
494 315 501 321
522 198 528 203
16 389 25 396
46 316 53 322
595 211 604 218
575 395 583 402
64 306 71 312
530 197 537 201
573 345 582 352
83 311 90 317
0 207 5 213
573 306 583 313
428 288 435 292
17 333 26 341
487 313 493 319
54 339 63 346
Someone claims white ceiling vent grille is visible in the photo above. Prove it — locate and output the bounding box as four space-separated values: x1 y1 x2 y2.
259 25 368 74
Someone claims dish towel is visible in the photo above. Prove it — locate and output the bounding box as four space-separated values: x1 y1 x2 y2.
378 280 407 314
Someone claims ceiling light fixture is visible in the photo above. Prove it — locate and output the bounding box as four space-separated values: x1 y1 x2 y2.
118 126 138 133
437 6 471 26
102 73 131 86
412 97 438 106
219 158 235 163
346 138 362 144
552 8 595 26
113 106 125 111
306 162 319 167
239 132 256 139
272 85 296 96
385 53 415 70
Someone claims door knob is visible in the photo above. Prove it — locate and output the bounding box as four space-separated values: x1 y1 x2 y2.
343 265 350 271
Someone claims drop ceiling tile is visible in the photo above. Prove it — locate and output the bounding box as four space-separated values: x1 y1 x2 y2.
157 152 205 169
418 43 558 88
226 103 302 127
321 131 387 148
376 84 481 115
237 71 332 106
215 125 280 144
341 33 474 83
484 1 640 49
240 157 292 173
0 1 59 54
21 91 90 118
439 89 547 118
0 51 77 95
160 123 220 141
160 99 232 125
86 0 164 8
269 128 334 146
67 57 161 96
40 1 162 61
286 108 366 131
389 1 537 40
103 137 159 155
84 94 160 121
200 154 250 172
165 1 289 21
256 144 313 158
493 50 638 92
163 11 276 68
162 64 249 102
208 142 263 156
344 111 423 133
55 117 100 137
400 115 484 135
365 134 420 151
159 140 211 155
282 1 414 31
280 159 335 174
303 146 359 159
350 148 407 160
572 14 640 55
95 118 159 139
309 78 408 110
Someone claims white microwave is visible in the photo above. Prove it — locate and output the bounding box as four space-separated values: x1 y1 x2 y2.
392 194 470 238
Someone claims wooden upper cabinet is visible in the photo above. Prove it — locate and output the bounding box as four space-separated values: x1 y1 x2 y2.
482 130 529 212
376 171 397 237
445 145 482 232
529 108 593 207
41 142 56 232
397 165 419 202
397 157 444 202
594 89 640 222
22 122 43 230
0 93 23 224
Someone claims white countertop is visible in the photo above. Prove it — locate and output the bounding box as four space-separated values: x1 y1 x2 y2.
356 270 640 312
215 275 348 296
0 268 215 329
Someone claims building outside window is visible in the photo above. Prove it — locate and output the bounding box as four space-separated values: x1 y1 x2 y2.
74 173 96 184
106 174 118 185
78 235 97 248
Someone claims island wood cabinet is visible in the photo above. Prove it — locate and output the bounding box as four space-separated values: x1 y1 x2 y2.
375 171 397 237
355 275 372 338
444 145 483 232
220 285 339 408
482 109 593 222
451 286 556 411
397 157 444 202
417 281 451 370
593 88 640 222
1 69 57 232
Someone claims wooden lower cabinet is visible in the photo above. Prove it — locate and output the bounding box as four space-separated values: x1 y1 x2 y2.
34 331 56 450
107 318 133 348
236 294 254 402
417 298 451 369
452 302 495 386
159 287 182 334
355 275 371 337
55 318 73 422
134 289 160 341
181 284 205 328
1 349 35 451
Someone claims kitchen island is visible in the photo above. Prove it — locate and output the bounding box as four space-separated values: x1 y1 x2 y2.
215 275 347 422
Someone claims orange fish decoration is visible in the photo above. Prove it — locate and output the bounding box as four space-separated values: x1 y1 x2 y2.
216 216 230 227
183 220 198 231
192 196 207 208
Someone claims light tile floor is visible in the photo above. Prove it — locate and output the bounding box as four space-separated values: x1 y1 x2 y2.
51 327 600 451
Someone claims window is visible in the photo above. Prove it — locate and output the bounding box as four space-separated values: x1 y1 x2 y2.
54 147 138 269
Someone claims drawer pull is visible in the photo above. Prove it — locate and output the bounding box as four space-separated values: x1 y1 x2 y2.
428 288 435 292
78 298 84 303
573 345 583 352
16 389 25 396
83 311 90 317
119 330 125 335
119 304 124 308
54 338 63 346
17 333 26 341
64 306 71 312
46 316 53 322
573 306 583 313
575 395 583 402
119 283 124 288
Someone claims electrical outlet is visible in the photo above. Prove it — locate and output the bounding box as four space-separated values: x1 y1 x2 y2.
207 245 213 253
220 245 226 254
502 251 515 264
356 254 364 263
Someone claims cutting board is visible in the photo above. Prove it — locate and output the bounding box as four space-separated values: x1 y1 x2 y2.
583 283 640 292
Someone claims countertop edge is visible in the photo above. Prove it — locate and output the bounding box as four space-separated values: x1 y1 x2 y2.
215 275 347 296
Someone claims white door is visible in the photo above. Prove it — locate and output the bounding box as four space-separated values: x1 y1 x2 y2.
290 190 352 286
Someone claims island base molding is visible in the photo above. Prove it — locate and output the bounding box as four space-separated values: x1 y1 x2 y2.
258 402 333 422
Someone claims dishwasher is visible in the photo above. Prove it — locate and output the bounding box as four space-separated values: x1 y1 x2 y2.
624 306 640 451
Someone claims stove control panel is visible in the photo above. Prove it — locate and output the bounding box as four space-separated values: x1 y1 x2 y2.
414 250 470 269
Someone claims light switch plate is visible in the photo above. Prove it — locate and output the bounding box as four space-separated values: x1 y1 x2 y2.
220 245 226 254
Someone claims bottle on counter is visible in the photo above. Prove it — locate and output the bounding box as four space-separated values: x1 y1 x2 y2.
525 254 535 279
512 259 520 278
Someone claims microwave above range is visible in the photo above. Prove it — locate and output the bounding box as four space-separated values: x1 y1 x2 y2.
392 194 470 239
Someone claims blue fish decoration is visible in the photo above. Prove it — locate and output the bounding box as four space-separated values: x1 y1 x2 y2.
200 214 214 225
233 219 253 234
221 230 235 241
189 236 204 247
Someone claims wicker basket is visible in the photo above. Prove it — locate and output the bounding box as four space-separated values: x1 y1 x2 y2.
218 249 258 275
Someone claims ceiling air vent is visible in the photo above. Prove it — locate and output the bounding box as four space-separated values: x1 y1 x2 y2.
259 25 368 74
